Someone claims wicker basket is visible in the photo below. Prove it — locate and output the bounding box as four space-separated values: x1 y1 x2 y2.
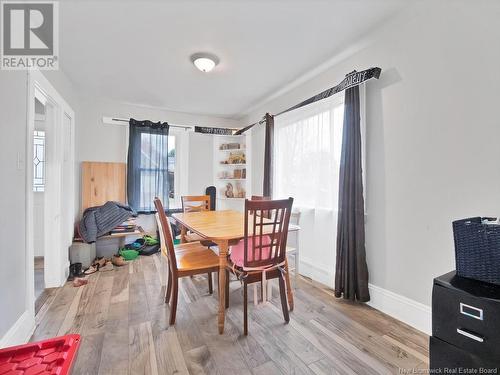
452 217 500 285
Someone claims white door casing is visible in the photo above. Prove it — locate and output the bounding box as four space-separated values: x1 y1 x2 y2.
26 71 75 320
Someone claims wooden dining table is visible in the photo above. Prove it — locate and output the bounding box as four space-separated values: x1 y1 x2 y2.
172 209 299 334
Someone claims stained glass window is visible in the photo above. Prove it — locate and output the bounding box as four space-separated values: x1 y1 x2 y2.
33 131 45 192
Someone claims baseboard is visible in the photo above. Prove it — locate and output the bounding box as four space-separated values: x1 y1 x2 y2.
45 260 70 288
63 260 70 283
0 310 35 348
367 283 431 335
299 257 334 288
296 262 431 335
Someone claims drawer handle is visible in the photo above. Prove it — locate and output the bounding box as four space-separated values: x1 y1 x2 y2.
460 302 483 320
456 328 484 343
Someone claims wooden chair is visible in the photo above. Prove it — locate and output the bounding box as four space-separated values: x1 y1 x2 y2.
154 197 220 325
226 197 294 335
180 195 215 246
181 195 211 212
250 196 296 310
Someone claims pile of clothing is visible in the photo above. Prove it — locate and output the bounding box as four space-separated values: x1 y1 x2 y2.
78 201 136 243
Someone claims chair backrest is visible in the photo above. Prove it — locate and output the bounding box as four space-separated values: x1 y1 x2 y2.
155 213 168 259
154 197 178 272
244 197 293 269
250 195 271 218
181 195 211 213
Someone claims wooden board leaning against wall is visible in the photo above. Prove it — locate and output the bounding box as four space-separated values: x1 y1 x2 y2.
81 161 127 213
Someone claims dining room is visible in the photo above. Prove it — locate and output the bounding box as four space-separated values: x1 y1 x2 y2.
26 71 432 374
25 72 433 373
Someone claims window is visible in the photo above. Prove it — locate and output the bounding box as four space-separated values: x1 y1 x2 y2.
167 139 176 206
274 94 344 209
273 93 346 286
137 133 175 211
33 130 45 192
127 123 176 213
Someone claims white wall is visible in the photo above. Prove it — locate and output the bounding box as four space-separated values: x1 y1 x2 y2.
244 0 500 323
0 71 29 341
187 133 214 195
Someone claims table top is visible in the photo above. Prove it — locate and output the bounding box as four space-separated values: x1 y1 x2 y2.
172 210 299 241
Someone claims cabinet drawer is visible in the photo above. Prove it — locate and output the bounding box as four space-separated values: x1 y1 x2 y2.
430 336 499 371
432 284 500 359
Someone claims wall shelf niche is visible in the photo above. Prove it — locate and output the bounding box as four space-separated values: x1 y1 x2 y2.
213 134 251 210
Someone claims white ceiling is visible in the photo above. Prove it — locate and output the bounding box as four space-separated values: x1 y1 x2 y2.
59 0 410 118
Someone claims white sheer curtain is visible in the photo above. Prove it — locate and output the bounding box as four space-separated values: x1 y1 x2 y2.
274 93 345 286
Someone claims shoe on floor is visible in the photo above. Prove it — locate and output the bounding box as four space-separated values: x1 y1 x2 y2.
92 257 106 268
99 260 114 272
73 277 88 287
84 265 98 275
112 254 126 267
69 263 84 280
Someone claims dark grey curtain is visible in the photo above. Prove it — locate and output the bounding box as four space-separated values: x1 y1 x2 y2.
127 118 170 213
334 86 370 302
263 113 274 197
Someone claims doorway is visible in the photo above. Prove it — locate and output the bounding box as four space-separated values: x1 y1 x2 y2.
26 71 75 315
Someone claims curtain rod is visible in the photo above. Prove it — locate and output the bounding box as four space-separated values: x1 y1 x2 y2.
236 67 381 135
105 117 193 130
234 117 266 135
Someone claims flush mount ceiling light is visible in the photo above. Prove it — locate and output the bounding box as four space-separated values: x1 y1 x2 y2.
191 53 219 73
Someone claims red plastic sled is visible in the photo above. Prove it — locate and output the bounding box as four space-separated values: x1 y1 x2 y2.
0 334 81 375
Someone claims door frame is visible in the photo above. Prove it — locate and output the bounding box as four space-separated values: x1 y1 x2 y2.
26 70 75 317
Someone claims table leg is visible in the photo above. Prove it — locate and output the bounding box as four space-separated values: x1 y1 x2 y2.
284 257 294 311
217 240 229 334
180 225 187 243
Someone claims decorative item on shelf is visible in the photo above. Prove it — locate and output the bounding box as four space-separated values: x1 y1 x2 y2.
220 142 241 150
235 182 246 198
225 151 246 165
218 170 230 179
234 169 242 179
224 183 234 198
242 168 246 178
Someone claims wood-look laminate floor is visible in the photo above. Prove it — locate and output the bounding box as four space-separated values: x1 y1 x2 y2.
31 254 429 375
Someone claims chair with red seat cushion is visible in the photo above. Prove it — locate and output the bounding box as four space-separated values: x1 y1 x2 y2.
226 197 294 335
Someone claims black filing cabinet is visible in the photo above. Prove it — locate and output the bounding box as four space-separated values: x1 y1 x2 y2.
431 271 500 371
